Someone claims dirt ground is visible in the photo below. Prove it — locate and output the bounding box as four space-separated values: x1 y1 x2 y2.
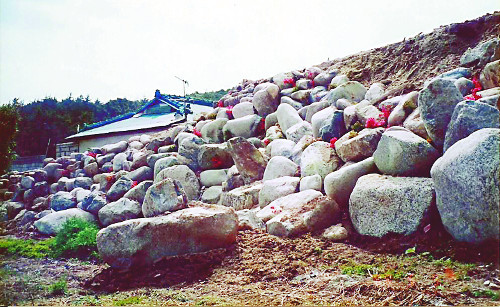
2 228 499 306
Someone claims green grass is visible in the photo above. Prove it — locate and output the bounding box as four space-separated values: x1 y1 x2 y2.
0 218 100 261
0 237 55 258
471 289 500 301
113 295 143 306
48 278 67 296
341 263 379 276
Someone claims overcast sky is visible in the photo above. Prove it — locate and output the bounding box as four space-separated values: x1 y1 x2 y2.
0 0 497 104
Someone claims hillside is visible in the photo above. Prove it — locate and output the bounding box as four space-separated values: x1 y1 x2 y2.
1 12 499 306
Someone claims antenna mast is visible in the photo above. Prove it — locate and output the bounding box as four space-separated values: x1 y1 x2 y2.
174 76 189 120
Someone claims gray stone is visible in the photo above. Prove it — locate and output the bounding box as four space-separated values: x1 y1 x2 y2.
444 100 499 152
128 166 154 183
236 208 265 230
480 60 500 89
305 100 329 122
324 157 377 208
178 135 206 170
98 198 142 227
311 106 336 138
431 128 499 243
322 224 349 241
403 108 429 139
74 177 93 190
123 180 153 204
276 103 303 136
454 77 475 96
34 208 96 236
335 128 384 162
349 174 436 237
107 176 133 201
97 204 238 269
257 189 323 223
263 156 299 181
232 101 255 118
286 121 313 143
200 169 228 187
289 135 317 166
153 155 183 179
43 163 63 181
460 38 500 67
418 78 464 150
326 81 367 105
355 100 383 125
266 195 340 237
329 74 349 89
201 186 223 204
21 176 35 190
50 191 77 211
112 152 127 172
147 153 172 169
291 89 312 104
33 170 48 182
200 118 228 143
220 182 262 210
280 96 303 110
33 182 49 197
388 92 418 127
227 137 267 184
155 165 200 201
268 139 295 158
314 70 338 87
319 110 346 142
300 141 341 179
81 191 107 215
252 83 280 117
223 114 263 140
299 174 322 192
4 201 24 220
96 153 115 167
83 162 99 177
197 144 234 171
373 127 440 176
259 176 299 208
142 178 188 217
131 151 153 169
101 140 128 155
364 82 385 102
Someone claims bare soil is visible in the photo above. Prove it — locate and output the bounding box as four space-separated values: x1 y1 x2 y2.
2 229 499 306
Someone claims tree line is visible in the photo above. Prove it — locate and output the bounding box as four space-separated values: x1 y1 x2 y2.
0 89 227 174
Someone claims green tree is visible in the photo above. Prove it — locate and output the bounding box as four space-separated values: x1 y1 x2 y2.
0 100 20 174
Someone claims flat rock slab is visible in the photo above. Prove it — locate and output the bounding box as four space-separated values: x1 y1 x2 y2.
97 204 238 270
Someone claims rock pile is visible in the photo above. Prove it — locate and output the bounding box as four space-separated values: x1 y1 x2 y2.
1 37 499 269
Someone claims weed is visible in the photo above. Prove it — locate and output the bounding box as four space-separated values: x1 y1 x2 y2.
48 278 67 296
341 263 379 276
471 289 500 301
405 246 416 255
77 295 101 306
313 247 323 255
195 295 233 306
113 295 143 306
51 218 100 260
0 238 54 258
373 269 407 281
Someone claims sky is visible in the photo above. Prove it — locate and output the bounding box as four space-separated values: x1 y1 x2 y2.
0 0 497 105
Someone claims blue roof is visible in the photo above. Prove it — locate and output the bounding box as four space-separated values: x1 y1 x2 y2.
66 91 213 140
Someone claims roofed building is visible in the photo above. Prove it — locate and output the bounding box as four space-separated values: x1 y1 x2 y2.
63 90 213 153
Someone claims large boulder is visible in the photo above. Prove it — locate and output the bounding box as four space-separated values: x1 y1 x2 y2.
276 103 303 136
335 128 384 162
98 198 142 227
232 101 255 119
431 128 499 243
219 182 262 210
373 127 439 176
326 81 367 105
142 178 188 218
403 108 429 139
263 156 299 181
201 186 223 204
263 194 341 237
223 115 263 140
155 165 200 201
177 135 205 170
227 137 267 184
81 191 107 215
50 191 77 211
460 38 500 67
128 166 154 182
200 118 228 143
101 141 128 155
300 141 341 179
418 78 464 150
267 139 295 158
252 83 280 117
285 121 313 143
258 176 299 208
480 60 500 89
197 144 234 171
257 189 323 223
324 157 377 208
34 208 96 236
74 177 93 190
107 176 134 201
319 110 346 142
123 180 153 204
349 174 436 237
200 169 228 187
97 204 238 269
443 100 499 152
311 106 336 137
43 163 63 181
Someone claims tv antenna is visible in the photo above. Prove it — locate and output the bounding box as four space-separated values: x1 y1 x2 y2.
174 76 189 97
